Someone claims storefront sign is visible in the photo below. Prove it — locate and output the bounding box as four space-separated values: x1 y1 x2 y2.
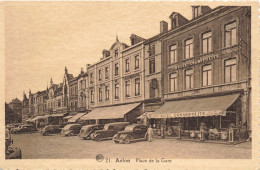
171 54 219 70
147 110 226 119
124 73 140 80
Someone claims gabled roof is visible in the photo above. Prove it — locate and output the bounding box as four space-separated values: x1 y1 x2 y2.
11 98 21 103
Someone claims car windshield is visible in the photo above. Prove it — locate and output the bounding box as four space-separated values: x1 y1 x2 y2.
5 131 10 139
124 126 135 131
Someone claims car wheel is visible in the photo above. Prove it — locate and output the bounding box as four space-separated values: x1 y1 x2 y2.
124 137 131 144
114 140 119 144
94 135 102 142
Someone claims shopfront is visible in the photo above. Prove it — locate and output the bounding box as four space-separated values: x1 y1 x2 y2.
147 93 248 143
68 112 87 124
80 102 142 125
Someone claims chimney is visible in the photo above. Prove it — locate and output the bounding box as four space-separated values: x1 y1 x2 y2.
160 21 168 33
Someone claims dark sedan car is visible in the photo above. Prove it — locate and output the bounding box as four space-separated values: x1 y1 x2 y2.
92 122 130 141
5 129 22 159
61 124 82 136
113 124 148 144
41 125 62 136
79 124 104 140
12 124 37 134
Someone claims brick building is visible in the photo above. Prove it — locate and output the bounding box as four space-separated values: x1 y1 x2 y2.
146 6 251 140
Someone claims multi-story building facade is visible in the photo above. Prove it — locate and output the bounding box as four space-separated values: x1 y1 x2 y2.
77 68 88 112
28 90 47 117
69 76 78 115
147 6 251 139
82 36 146 124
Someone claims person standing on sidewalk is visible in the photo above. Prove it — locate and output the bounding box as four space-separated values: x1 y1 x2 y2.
147 125 153 142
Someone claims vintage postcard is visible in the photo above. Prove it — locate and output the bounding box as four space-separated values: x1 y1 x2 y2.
0 1 259 169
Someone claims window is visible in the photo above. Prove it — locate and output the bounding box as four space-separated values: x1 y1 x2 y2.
185 69 194 89
125 80 130 97
125 59 130 72
202 65 212 86
115 63 119 76
115 49 118 58
169 44 177 64
99 88 102 102
105 67 109 79
184 38 193 59
98 70 102 81
170 73 178 92
149 58 155 74
90 90 94 103
135 78 141 96
225 59 237 83
194 6 199 18
225 21 237 47
135 55 140 69
151 45 155 56
202 31 212 54
82 80 86 89
58 100 61 107
90 73 94 84
105 86 109 100
115 84 119 99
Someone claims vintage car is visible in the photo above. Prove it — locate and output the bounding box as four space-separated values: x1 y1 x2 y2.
5 129 22 159
92 122 130 141
113 124 148 144
41 125 62 136
61 124 82 136
79 124 104 140
12 124 37 134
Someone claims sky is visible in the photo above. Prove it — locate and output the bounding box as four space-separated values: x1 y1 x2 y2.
5 2 218 102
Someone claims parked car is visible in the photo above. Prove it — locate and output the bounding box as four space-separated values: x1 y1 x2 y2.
12 124 37 134
41 125 62 136
113 124 148 144
92 122 130 141
6 124 15 131
79 124 104 140
61 124 82 136
6 123 23 133
5 129 22 159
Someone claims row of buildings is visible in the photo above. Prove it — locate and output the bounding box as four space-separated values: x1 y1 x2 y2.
21 6 251 138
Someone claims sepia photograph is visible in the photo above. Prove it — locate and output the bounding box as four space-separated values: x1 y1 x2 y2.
1 1 259 169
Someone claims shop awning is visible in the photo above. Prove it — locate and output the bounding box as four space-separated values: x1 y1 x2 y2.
81 103 141 120
68 113 87 123
51 113 66 117
26 118 32 122
42 115 51 118
147 94 240 119
136 112 154 119
63 115 73 120
30 116 43 121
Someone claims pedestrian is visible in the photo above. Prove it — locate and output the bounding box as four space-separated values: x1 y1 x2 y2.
147 125 153 142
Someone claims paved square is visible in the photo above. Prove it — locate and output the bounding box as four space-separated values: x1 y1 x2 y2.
11 133 251 159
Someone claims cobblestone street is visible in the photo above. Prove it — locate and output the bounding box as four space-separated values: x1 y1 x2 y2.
12 133 251 159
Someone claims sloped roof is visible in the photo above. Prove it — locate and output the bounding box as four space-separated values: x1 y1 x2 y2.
11 98 21 103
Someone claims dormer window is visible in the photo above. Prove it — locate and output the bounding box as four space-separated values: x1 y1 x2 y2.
193 6 199 18
131 38 135 46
